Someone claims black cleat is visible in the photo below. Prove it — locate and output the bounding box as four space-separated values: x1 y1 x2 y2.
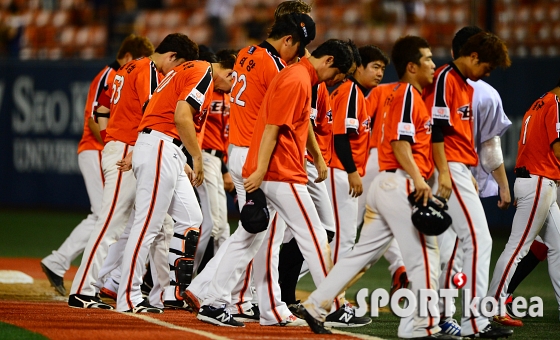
164 299 192 311
125 298 163 314
68 294 114 309
287 300 305 319
232 304 260 322
297 305 332 334
197 305 245 327
41 262 66 296
325 303 372 328
466 324 513 339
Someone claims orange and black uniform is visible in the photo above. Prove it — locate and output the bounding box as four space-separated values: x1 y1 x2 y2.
423 62 477 166
379 82 434 178
366 82 396 150
307 82 333 164
106 57 162 145
330 77 371 176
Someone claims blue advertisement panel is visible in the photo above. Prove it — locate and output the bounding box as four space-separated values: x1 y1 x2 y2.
0 60 107 209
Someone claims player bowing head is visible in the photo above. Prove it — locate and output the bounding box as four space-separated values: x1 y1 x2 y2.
455 31 511 81
311 39 357 86
154 33 199 75
198 45 237 94
269 12 316 63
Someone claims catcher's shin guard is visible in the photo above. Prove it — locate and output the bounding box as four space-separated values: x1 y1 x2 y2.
169 228 199 299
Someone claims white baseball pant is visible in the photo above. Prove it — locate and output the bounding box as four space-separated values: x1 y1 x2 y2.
304 170 441 338
327 167 358 264
444 162 492 336
194 180 213 274
70 141 136 297
203 152 230 244
117 131 202 311
487 175 560 309
42 150 104 277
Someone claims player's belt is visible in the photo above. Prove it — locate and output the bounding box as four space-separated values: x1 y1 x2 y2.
141 127 191 161
203 149 224 159
386 169 397 173
514 167 531 178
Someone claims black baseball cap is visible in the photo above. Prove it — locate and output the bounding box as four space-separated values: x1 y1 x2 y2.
240 188 270 234
289 12 316 57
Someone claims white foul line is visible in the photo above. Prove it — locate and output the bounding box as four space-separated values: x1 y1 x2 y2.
123 313 230 340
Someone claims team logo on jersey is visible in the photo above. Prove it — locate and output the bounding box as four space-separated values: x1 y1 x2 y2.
188 89 205 106
310 108 318 121
432 106 450 121
248 46 256 55
326 110 333 123
457 105 472 120
362 117 371 132
424 120 432 134
398 122 415 137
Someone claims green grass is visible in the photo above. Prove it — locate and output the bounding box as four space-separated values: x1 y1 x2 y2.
0 322 47 339
0 209 558 339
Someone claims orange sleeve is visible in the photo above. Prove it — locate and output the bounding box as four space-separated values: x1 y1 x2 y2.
332 82 359 135
266 75 304 129
545 97 560 145
387 85 417 144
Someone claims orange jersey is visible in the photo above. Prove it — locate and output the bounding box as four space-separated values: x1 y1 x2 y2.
229 42 287 147
77 61 120 153
139 60 214 141
366 82 396 149
329 78 371 176
202 91 230 153
242 57 318 184
379 82 434 179
516 92 560 180
423 63 477 166
306 82 333 164
106 57 162 145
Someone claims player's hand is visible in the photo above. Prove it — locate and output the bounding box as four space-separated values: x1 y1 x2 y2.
436 171 452 200
184 164 195 185
347 171 363 197
223 172 235 192
244 170 265 193
191 156 204 187
497 185 511 210
116 151 133 172
413 179 433 207
471 174 479 194
314 156 328 183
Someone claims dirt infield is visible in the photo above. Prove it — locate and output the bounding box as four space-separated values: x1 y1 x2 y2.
0 258 382 340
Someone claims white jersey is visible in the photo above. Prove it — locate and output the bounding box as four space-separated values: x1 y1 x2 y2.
468 79 511 198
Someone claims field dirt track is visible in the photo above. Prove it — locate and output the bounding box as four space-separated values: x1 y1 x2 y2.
0 258 382 340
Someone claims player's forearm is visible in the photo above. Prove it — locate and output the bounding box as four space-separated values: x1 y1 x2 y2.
306 120 322 162
175 102 202 161
255 124 280 174
87 117 104 145
432 142 449 174
491 163 509 191
333 134 357 174
392 141 424 183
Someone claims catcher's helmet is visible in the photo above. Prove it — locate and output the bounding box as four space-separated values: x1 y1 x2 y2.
407 192 452 236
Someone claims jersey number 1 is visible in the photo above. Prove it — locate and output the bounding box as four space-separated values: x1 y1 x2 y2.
522 115 531 145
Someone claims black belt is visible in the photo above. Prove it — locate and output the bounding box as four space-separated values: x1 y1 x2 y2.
203 149 224 159
514 167 531 178
386 169 397 173
142 128 193 166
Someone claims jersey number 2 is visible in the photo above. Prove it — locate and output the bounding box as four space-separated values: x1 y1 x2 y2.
230 71 247 107
522 115 531 145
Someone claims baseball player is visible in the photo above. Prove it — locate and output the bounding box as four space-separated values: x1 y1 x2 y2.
423 31 512 338
115 45 235 312
487 77 560 320
40 35 154 296
299 35 448 338
68 34 193 309
184 13 317 325
195 38 355 328
328 45 390 265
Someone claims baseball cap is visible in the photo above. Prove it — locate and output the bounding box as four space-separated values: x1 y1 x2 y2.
240 188 270 234
289 12 316 57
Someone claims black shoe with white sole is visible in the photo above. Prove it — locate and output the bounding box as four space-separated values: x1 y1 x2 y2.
41 262 66 296
232 304 260 322
466 324 513 339
297 305 332 334
325 303 372 328
164 299 192 311
68 294 114 309
197 305 245 327
125 298 163 314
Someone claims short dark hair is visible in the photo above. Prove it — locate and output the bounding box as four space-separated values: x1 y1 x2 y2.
216 49 238 69
452 26 483 59
116 34 154 59
268 13 302 45
311 39 355 75
459 31 511 69
391 35 431 79
198 45 218 63
155 33 198 61
358 45 389 68
274 0 312 18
